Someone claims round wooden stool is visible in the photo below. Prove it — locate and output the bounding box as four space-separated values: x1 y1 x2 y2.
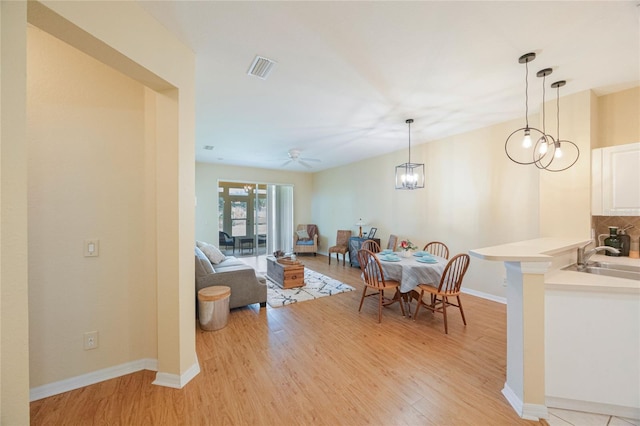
197 286 231 331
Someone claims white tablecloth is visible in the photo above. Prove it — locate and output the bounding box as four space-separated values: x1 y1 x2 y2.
376 253 446 293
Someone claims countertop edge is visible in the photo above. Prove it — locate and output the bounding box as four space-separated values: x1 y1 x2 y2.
470 238 590 262
545 269 640 293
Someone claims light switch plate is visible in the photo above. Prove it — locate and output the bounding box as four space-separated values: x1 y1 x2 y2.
84 239 99 257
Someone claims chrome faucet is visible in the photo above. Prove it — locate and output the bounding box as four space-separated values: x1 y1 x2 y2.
577 244 620 269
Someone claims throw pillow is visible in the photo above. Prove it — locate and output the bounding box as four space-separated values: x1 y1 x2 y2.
296 229 310 240
196 241 226 264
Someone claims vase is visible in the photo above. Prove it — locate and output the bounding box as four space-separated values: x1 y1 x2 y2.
401 250 411 258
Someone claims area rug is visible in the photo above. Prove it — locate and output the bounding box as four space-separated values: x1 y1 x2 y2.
266 268 355 308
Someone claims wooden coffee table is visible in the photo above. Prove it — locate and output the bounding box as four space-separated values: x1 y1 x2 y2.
266 257 305 289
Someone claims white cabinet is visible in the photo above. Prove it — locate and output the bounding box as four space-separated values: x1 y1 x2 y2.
592 142 640 216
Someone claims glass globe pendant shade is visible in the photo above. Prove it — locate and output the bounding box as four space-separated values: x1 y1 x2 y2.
522 129 532 148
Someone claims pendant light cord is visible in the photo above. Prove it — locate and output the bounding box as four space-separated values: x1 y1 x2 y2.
524 60 530 129
407 120 411 164
541 74 547 134
556 85 560 140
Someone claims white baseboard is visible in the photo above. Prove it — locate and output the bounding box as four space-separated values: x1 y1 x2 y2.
30 358 158 402
547 396 640 421
502 383 549 420
152 361 201 389
462 287 507 304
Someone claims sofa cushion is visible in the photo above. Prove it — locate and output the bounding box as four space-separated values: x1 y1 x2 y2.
213 256 247 270
296 239 315 246
196 240 226 264
195 246 215 276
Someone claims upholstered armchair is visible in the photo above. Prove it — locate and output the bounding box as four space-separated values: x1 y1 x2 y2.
219 231 235 253
328 230 352 265
293 224 319 256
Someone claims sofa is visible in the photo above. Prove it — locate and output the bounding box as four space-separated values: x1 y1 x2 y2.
195 245 267 309
293 224 319 256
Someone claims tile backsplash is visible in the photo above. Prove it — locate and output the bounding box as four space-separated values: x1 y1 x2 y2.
592 215 640 253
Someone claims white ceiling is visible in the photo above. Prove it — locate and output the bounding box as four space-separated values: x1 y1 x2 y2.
137 1 639 172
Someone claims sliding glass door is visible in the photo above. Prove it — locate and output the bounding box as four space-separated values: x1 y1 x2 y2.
218 181 293 255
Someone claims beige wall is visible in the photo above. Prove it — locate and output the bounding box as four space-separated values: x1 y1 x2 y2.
1 2 30 423
539 90 594 239
37 0 197 383
2 1 196 420
195 163 314 244
27 26 157 386
314 116 541 298
596 86 640 148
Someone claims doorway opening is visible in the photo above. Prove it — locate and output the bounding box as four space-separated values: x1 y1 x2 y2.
218 181 293 257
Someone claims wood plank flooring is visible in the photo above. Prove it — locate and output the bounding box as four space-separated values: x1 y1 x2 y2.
30 254 546 425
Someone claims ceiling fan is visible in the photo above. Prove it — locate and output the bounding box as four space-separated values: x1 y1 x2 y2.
281 149 320 169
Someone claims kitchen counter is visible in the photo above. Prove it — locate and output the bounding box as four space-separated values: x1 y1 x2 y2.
546 254 640 292
544 253 640 419
469 237 590 262
470 238 639 421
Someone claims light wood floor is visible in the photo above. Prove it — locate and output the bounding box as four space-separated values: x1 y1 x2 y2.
30 254 547 425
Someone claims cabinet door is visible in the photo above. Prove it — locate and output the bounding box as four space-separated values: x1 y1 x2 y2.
599 142 640 216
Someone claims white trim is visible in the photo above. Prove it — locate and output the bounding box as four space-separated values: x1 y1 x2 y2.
502 383 549 420
522 403 549 421
152 361 201 389
30 358 158 402
547 396 640 420
502 383 524 417
461 287 506 304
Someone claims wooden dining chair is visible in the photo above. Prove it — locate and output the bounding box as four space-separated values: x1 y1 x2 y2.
413 253 470 334
423 241 449 259
361 239 381 253
357 249 405 323
387 234 398 251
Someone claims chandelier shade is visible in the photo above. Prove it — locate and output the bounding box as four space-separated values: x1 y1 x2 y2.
395 119 425 190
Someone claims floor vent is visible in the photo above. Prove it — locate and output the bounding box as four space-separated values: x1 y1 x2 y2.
247 55 276 80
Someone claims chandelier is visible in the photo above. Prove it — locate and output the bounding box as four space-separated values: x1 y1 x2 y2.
395 119 425 190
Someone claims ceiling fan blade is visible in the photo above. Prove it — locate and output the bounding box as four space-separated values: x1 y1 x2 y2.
281 160 292 167
300 157 321 162
298 160 313 169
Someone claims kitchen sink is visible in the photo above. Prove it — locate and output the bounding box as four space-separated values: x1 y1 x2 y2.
563 262 640 280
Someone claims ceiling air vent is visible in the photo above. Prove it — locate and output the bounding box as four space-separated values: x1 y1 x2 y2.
247 55 276 80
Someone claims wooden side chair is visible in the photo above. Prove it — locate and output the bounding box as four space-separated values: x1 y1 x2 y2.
387 234 398 251
328 230 352 265
361 239 381 253
413 253 470 334
423 241 449 259
357 249 405 323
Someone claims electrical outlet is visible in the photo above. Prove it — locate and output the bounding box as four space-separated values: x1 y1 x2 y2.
83 331 99 350
84 239 99 257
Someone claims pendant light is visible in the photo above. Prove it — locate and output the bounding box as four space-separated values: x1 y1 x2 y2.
395 119 425 190
505 52 579 172
544 80 580 172
504 53 548 165
532 67 556 170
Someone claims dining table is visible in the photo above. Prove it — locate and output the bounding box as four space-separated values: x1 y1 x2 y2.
375 251 448 316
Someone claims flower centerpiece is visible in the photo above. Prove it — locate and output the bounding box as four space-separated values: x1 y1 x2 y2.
399 239 418 257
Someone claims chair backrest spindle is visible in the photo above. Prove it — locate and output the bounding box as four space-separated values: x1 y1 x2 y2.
437 253 470 295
